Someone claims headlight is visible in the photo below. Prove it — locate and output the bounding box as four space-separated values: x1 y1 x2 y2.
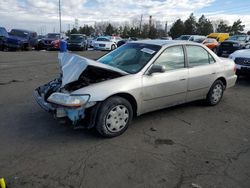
47 93 90 107
233 43 240 47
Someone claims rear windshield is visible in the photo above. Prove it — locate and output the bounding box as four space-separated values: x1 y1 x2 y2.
9 30 28 38
97 38 110 41
98 43 161 74
70 35 85 41
229 36 247 41
47 33 60 39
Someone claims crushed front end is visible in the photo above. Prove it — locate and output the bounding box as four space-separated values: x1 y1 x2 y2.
33 52 126 128
33 77 99 128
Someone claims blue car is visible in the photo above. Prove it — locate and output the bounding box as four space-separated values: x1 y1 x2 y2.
6 29 37 50
0 27 8 51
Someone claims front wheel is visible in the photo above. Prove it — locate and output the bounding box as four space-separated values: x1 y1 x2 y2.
111 44 116 51
206 80 224 106
96 97 133 137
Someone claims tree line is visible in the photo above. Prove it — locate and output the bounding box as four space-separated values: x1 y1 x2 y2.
66 13 247 39
170 14 245 39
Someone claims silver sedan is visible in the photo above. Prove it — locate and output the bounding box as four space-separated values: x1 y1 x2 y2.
34 40 237 137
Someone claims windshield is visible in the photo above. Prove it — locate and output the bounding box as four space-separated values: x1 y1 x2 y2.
10 30 28 38
47 33 60 39
195 38 205 43
229 36 247 41
98 43 161 74
97 37 110 41
70 35 84 41
179 35 190 40
0 28 8 37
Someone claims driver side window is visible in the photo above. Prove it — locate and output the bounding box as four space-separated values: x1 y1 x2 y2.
154 46 185 71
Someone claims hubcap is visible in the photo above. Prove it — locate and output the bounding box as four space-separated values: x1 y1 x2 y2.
105 105 129 133
211 84 223 103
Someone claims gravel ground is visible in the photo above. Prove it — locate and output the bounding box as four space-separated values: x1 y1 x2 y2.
0 51 249 188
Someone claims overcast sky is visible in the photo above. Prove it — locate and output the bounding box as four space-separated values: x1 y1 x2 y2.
0 0 250 34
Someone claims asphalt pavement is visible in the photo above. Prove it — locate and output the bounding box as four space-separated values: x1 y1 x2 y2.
0 51 249 188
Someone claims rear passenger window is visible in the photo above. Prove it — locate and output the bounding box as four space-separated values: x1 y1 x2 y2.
154 46 185 71
186 46 214 67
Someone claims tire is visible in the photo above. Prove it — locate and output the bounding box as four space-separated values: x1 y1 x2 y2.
206 80 225 106
96 96 133 138
111 44 116 51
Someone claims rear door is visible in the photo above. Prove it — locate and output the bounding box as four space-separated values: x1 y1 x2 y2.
141 45 188 113
185 45 218 101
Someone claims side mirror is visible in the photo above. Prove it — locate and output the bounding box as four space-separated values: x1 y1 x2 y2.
148 64 166 75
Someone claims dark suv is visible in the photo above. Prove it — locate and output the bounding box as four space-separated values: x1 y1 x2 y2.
217 35 250 57
37 33 60 50
67 34 88 51
0 27 8 51
6 29 37 50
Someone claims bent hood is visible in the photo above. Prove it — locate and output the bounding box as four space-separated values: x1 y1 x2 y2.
58 52 128 87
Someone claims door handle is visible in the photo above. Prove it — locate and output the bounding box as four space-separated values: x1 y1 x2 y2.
211 72 216 75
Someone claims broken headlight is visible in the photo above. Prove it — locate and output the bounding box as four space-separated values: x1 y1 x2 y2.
47 93 90 107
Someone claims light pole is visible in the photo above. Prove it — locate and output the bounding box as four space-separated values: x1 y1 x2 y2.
59 0 62 36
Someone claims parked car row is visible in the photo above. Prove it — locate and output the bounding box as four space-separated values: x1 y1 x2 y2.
0 26 125 52
175 33 250 56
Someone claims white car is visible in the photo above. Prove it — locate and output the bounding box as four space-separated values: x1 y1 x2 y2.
34 40 237 137
94 36 121 51
229 45 250 75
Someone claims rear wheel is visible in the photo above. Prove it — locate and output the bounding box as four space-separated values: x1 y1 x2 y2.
206 80 224 106
96 96 133 137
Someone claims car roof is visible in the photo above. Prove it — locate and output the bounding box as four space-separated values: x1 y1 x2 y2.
131 39 199 46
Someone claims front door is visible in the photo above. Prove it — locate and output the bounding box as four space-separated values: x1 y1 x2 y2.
141 45 188 114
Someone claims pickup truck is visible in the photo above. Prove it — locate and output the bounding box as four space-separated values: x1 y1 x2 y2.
5 29 37 50
217 35 250 57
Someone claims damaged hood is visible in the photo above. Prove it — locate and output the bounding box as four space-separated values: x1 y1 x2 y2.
58 52 128 87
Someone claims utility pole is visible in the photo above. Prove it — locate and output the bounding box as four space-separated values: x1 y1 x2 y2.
59 0 62 36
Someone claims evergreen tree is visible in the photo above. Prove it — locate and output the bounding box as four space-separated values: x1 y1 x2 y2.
122 26 129 38
217 21 231 33
141 24 150 38
184 13 197 35
169 19 185 39
105 23 114 35
196 15 213 35
230 19 245 35
70 28 78 34
148 26 157 39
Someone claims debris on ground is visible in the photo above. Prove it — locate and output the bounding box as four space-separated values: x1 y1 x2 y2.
150 127 157 131
191 183 202 188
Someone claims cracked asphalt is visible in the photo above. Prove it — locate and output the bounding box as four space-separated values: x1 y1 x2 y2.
0 51 250 188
